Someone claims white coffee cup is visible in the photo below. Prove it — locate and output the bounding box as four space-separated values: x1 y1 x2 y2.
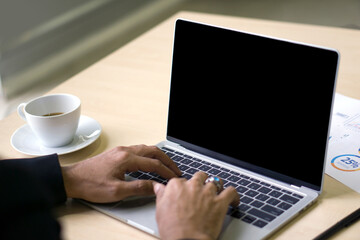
17 94 81 148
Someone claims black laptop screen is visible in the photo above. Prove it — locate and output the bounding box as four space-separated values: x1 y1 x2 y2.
167 19 339 191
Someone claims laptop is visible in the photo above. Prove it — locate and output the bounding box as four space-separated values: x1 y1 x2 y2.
81 19 339 239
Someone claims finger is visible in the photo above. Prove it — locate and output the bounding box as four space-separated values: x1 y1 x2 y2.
204 180 219 194
129 155 179 179
131 145 182 177
217 186 240 208
189 171 208 184
118 180 156 198
144 146 182 176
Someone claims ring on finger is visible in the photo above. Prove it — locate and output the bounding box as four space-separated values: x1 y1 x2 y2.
205 176 223 194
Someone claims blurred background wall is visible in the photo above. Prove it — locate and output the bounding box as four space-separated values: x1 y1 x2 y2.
0 0 184 118
1 0 359 119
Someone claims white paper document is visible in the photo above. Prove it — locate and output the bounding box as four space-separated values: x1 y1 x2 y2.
326 93 360 193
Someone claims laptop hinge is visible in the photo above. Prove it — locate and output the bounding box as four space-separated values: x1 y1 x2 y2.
291 184 301 189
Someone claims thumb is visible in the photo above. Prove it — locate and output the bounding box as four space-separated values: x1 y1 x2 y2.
153 182 165 198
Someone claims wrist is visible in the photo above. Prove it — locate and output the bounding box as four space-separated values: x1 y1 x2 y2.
61 165 78 199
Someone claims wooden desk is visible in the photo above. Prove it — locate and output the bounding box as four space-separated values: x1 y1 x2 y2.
1 11 360 240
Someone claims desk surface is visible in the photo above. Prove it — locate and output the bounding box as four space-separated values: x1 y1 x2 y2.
1 11 360 240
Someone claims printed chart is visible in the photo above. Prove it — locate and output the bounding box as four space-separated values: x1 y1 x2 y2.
326 94 360 193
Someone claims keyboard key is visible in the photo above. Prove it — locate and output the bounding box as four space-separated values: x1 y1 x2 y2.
258 186 272 194
179 165 189 171
250 178 260 183
230 171 240 176
182 173 192 180
270 186 282 191
241 196 253 204
201 160 211 165
248 183 261 190
151 177 166 183
183 154 193 159
261 205 284 216
248 209 276 222
278 202 292 210
240 174 250 179
269 190 283 198
280 194 300 205
209 168 221 175
199 165 211 171
238 204 251 212
172 155 184 162
228 175 240 182
189 162 202 168
253 220 268 228
238 179 251 186
129 171 142 178
267 198 281 206
231 210 245 219
220 167 230 172
186 168 198 175
236 186 248 193
154 175 167 181
242 215 256 224
225 182 238 188
250 200 264 209
281 189 293 195
218 172 231 179
260 182 271 187
245 190 259 198
138 174 151 180
166 152 175 158
210 164 221 169
181 158 193 165
293 193 304 199
255 194 270 202
149 172 160 177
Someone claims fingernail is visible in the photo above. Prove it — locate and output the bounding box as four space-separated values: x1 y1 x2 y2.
153 183 161 194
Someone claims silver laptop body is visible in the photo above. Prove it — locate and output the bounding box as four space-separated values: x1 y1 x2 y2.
81 19 339 240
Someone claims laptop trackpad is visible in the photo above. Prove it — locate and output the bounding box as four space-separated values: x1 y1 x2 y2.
81 195 236 238
82 196 159 236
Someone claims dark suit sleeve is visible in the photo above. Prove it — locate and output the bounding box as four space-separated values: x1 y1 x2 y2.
0 154 67 240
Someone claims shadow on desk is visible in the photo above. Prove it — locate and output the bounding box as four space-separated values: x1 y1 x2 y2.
59 133 109 165
55 199 91 219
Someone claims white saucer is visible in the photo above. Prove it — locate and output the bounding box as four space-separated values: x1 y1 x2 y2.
11 115 102 156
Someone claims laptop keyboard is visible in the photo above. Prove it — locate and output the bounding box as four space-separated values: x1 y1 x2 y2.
126 147 304 229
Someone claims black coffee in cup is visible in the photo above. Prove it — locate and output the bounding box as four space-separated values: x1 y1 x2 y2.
42 112 64 117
